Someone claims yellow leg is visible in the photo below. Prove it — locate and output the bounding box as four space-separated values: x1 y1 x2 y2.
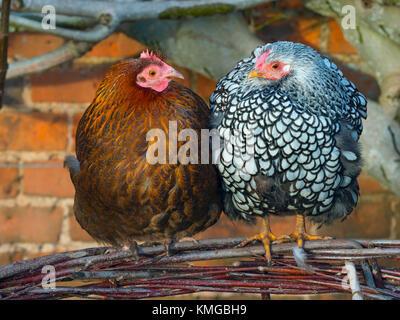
239 216 289 264
289 214 331 247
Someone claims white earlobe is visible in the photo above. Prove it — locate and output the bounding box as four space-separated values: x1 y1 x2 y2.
282 64 291 73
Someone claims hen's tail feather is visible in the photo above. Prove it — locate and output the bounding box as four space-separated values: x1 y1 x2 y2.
64 155 80 183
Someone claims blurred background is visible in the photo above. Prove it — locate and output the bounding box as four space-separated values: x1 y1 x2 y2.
0 0 399 300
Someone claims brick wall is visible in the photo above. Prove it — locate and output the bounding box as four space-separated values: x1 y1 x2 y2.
1 1 399 266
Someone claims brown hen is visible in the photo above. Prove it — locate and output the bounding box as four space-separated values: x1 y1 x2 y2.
65 51 222 250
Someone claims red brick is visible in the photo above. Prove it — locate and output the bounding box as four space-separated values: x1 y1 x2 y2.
358 173 386 194
0 112 68 151
85 32 145 58
31 63 110 103
328 19 357 54
8 32 65 59
23 161 75 198
0 167 19 199
0 206 63 243
68 207 93 242
319 200 391 239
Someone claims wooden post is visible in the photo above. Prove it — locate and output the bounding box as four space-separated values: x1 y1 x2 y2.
0 0 11 109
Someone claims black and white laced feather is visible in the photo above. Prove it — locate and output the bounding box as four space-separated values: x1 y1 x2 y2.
209 41 367 225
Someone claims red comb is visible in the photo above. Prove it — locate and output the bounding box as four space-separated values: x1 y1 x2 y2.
140 49 162 63
255 49 270 69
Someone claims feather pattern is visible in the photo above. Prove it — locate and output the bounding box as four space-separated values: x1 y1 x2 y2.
210 41 366 225
68 58 222 245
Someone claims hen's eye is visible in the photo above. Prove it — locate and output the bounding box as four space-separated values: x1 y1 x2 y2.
271 63 279 69
149 70 156 77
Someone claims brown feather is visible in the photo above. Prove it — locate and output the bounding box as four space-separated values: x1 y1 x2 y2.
69 58 222 245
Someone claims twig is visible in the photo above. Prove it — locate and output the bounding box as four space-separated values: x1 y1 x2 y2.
6 40 94 79
0 0 11 108
344 261 363 300
9 13 117 42
0 238 400 300
11 12 97 29
4 0 272 19
4 0 273 80
388 126 400 160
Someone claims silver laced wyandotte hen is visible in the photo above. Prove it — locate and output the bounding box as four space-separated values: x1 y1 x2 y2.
65 50 221 255
210 41 367 263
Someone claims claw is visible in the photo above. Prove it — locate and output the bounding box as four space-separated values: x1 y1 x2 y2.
122 240 140 260
283 214 332 248
272 234 292 244
178 236 199 244
238 232 277 265
289 231 332 248
104 247 120 255
163 238 174 256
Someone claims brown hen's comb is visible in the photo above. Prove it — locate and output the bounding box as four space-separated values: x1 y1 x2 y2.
140 49 163 63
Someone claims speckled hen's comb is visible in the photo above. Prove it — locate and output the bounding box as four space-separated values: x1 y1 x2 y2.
255 49 270 69
140 49 162 63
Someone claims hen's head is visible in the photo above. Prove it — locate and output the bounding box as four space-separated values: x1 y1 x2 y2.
135 50 184 92
245 41 349 105
247 42 334 86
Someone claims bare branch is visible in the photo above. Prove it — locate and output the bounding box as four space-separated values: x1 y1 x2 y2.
0 0 11 109
1 237 400 300
4 0 271 81
6 40 94 79
9 13 117 42
5 0 272 20
11 12 97 29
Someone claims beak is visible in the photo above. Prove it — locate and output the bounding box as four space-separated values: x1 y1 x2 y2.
166 67 184 80
247 70 262 79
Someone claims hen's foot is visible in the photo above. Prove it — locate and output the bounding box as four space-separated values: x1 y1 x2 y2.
238 232 288 265
163 238 174 257
178 236 199 244
288 231 332 248
104 247 119 255
289 214 332 248
122 240 140 260
238 216 292 264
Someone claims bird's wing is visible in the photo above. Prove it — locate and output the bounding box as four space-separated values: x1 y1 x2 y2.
209 56 254 129
321 57 367 137
209 80 230 129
